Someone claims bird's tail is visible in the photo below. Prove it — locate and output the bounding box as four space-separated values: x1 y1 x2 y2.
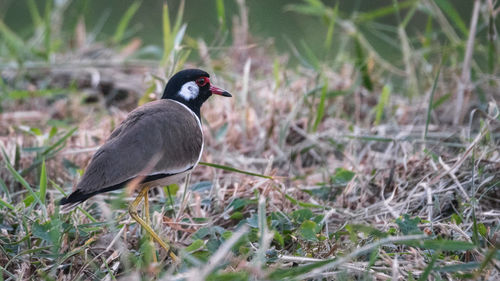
59 201 82 213
59 190 89 213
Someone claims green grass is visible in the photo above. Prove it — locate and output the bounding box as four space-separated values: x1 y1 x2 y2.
0 0 499 280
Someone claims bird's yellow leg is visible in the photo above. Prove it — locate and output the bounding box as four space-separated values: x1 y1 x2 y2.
143 187 150 223
129 186 178 262
142 187 158 263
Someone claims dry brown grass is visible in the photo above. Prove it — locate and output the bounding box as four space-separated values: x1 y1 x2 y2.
1 43 499 278
1 2 500 277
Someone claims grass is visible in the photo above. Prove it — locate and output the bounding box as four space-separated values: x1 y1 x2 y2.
1 0 499 280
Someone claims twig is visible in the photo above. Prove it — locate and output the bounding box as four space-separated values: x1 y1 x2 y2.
437 157 471 200
423 182 433 225
278 255 325 263
392 255 400 281
429 128 485 188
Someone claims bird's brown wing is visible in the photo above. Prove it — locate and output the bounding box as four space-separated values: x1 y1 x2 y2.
75 99 203 195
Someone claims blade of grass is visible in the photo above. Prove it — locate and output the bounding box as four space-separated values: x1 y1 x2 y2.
39 159 47 204
172 48 191 73
343 135 395 142
454 0 480 125
286 37 317 70
199 162 273 179
285 0 326 16
400 1 418 28
41 127 77 157
417 251 439 281
272 58 281 90
241 57 251 107
471 207 479 246
284 193 326 209
0 178 11 201
434 0 468 37
1 148 47 217
164 184 177 218
172 0 185 34
424 60 442 140
195 226 249 279
374 84 391 125
173 23 187 51
161 0 185 68
487 13 496 75
102 259 118 281
391 0 402 23
0 197 15 211
312 80 327 132
43 0 53 60
21 127 77 176
254 195 274 268
88 9 110 43
0 265 16 279
422 15 433 59
27 0 43 27
342 19 406 77
431 93 451 110
425 0 460 45
300 40 320 70
21 216 31 249
354 36 373 91
355 0 417 23
216 0 226 29
161 3 173 64
3 246 53 270
398 23 418 97
435 262 480 272
367 246 379 268
112 1 141 44
0 20 25 59
397 239 476 251
324 4 338 50
476 246 499 276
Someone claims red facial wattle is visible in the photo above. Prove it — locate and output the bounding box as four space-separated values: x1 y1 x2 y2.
196 76 231 97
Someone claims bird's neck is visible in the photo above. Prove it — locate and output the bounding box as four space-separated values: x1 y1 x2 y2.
167 97 202 120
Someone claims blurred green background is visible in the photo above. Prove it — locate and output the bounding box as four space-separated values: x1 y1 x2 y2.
1 0 477 61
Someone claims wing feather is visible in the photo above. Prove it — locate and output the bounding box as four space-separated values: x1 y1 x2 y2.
75 99 203 194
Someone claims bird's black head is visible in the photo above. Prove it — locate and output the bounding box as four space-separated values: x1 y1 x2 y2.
161 69 231 117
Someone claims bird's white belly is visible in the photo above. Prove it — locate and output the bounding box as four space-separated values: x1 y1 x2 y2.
140 170 190 188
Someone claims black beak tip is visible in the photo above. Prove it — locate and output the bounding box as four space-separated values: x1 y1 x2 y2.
222 91 232 97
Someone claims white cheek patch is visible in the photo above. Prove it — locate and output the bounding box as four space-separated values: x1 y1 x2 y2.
178 81 199 100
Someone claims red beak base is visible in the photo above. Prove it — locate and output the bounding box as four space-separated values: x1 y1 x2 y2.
210 85 232 97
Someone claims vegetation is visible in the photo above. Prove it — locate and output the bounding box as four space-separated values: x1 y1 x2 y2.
1 0 499 280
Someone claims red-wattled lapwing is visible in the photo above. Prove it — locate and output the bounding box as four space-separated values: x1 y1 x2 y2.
59 69 231 260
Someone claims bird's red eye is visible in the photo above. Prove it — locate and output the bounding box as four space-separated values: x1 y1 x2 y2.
195 77 209 87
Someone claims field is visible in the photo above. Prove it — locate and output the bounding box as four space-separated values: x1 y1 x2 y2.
0 0 499 280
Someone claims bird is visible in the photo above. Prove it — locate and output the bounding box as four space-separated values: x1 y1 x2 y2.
59 68 231 260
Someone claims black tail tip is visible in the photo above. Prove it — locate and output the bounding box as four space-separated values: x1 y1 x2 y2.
59 189 90 205
58 190 89 213
59 196 69 205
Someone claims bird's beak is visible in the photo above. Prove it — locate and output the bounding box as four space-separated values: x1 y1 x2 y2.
210 85 232 97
